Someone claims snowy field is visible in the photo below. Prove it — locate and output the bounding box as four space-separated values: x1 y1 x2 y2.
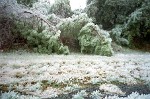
0 52 150 98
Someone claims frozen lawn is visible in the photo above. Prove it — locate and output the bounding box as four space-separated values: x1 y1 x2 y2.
0 51 150 98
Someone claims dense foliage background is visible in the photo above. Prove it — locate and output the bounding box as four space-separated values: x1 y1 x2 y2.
0 0 149 55
86 0 150 49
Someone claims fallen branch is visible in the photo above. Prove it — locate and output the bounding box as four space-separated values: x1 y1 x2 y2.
23 10 57 33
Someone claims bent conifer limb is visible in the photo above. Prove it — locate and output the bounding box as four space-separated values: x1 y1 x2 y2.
22 10 58 33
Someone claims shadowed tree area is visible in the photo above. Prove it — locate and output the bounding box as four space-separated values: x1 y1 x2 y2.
86 0 150 50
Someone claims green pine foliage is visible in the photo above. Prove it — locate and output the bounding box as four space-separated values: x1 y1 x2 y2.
49 0 72 18
57 13 93 39
57 14 113 56
17 0 38 7
110 25 129 46
85 0 98 22
13 21 69 55
78 23 113 56
56 13 93 52
124 2 150 47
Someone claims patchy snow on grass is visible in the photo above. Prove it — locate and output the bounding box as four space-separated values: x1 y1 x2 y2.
99 84 125 95
104 92 150 99
72 90 88 99
90 90 102 99
0 52 150 98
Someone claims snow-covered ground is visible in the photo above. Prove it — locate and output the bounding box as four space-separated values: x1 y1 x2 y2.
0 52 150 98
